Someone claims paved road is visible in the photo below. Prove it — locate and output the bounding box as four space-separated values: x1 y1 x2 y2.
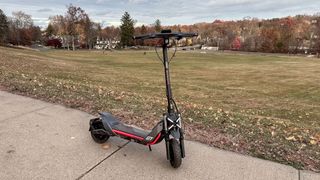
0 91 319 180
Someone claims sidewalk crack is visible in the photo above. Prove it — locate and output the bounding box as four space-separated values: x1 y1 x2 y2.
75 141 130 180
0 105 54 123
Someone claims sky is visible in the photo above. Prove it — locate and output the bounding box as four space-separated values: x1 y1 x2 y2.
0 0 320 28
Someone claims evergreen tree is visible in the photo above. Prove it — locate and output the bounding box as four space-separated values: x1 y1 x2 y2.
46 23 55 37
154 19 161 32
140 24 147 35
120 12 135 47
0 9 9 43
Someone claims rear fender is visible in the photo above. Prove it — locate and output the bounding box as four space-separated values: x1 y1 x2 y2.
90 117 115 136
100 116 116 136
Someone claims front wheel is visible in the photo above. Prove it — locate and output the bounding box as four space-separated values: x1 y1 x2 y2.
169 139 182 168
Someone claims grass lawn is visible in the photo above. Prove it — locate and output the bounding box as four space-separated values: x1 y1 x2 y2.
0 46 319 171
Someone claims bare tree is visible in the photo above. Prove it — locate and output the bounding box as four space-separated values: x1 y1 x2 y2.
8 11 35 45
11 11 33 29
77 13 89 48
49 15 67 48
240 17 260 51
313 14 320 57
65 4 87 50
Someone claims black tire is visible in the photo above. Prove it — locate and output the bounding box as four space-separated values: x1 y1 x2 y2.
169 139 182 168
91 130 109 144
90 119 110 144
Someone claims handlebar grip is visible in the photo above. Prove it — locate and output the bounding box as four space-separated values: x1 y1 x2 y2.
180 32 198 37
176 32 198 39
133 34 154 40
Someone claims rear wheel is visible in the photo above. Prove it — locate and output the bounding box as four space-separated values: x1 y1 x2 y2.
90 119 110 144
91 130 109 144
169 139 182 168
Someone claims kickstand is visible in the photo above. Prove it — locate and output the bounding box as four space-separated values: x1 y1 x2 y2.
148 145 152 151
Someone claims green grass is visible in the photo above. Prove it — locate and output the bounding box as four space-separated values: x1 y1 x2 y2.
0 47 319 171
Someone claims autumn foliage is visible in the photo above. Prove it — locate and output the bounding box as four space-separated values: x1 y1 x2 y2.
0 6 320 54
45 39 62 48
231 37 241 50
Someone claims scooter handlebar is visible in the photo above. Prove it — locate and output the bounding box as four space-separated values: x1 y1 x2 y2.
133 32 198 40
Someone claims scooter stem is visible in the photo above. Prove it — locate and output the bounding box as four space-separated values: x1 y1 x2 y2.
162 38 174 114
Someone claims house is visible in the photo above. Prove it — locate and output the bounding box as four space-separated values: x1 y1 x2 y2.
94 37 119 49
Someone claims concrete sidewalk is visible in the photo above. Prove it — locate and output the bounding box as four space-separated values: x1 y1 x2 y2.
0 91 318 180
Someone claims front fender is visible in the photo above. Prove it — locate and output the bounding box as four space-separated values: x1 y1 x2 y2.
169 128 180 140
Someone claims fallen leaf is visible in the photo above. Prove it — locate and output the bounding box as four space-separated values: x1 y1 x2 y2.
285 136 296 141
101 144 111 150
310 140 317 145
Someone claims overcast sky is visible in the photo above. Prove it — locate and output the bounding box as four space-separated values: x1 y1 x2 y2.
0 0 320 28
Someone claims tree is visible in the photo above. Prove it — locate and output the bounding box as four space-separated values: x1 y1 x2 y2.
154 19 161 32
133 25 148 46
231 37 241 50
260 27 280 53
49 15 68 48
102 26 120 40
8 11 35 45
290 17 310 54
313 15 320 57
140 24 147 35
77 13 91 48
0 9 9 43
120 12 135 47
65 4 87 50
82 20 100 49
49 15 66 36
29 26 42 43
11 11 33 29
87 22 100 49
50 6 99 50
45 23 55 38
46 38 62 48
240 17 260 51
277 17 295 53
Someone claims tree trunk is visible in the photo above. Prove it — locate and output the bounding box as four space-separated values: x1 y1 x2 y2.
67 36 70 50
72 36 75 51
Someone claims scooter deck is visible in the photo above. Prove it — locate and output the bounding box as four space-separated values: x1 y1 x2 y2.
99 112 150 140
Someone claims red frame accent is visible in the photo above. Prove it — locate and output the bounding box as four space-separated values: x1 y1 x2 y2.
147 133 161 145
112 130 161 145
112 129 144 141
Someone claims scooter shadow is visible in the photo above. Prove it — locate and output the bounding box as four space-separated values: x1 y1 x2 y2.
109 137 183 170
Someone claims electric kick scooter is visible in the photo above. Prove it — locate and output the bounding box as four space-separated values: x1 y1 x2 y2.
89 30 198 168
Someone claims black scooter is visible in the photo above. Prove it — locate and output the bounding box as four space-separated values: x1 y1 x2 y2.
89 30 198 168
